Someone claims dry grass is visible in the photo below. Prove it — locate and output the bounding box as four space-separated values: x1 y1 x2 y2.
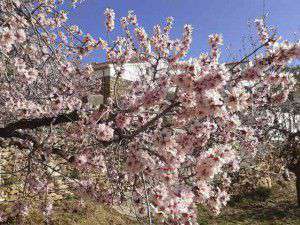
69 181 300 225
75 205 139 225
5 180 299 224
18 201 139 225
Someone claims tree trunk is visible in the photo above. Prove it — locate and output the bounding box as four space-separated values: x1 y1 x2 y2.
296 172 300 207
288 161 300 207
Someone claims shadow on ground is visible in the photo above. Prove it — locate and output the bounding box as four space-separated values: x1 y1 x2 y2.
198 182 300 225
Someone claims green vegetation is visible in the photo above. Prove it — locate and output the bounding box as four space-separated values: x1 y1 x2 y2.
198 182 300 225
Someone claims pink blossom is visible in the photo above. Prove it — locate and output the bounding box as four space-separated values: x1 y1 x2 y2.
104 8 115 31
25 68 38 83
115 113 131 129
15 29 26 43
97 123 114 141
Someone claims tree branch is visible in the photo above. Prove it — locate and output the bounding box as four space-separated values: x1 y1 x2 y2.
0 111 80 138
229 36 275 72
125 102 180 139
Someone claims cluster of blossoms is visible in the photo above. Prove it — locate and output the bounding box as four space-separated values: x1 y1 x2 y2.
172 24 193 62
0 1 299 224
255 18 273 50
104 8 115 32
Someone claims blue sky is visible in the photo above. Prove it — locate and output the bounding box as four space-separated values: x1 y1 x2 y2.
67 0 300 63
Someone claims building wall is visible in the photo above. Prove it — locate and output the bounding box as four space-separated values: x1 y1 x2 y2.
91 62 147 106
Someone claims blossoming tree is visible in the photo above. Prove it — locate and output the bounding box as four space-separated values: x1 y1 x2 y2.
0 0 299 224
246 66 299 205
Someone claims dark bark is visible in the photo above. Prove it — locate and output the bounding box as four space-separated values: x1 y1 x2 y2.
0 110 80 138
296 170 300 207
289 161 300 207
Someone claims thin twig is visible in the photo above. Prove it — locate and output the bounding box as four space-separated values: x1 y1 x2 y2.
141 173 153 225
